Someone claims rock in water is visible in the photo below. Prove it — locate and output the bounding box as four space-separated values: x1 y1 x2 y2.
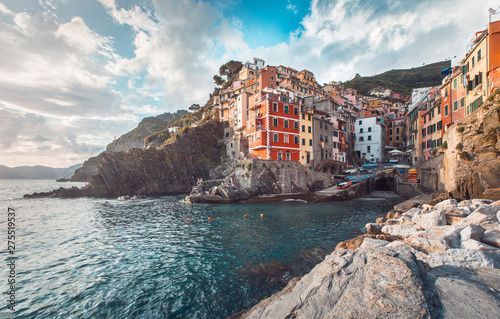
237 246 431 319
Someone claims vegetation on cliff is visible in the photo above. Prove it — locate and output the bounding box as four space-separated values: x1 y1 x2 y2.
342 61 450 95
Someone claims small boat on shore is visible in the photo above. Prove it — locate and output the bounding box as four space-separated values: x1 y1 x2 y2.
337 181 352 189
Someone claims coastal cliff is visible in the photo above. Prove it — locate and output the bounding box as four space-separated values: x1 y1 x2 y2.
418 90 500 200
26 121 226 198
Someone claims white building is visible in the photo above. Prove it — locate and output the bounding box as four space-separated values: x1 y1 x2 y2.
354 116 385 163
244 57 265 71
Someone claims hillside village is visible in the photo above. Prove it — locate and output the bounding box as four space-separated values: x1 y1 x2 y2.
178 17 500 172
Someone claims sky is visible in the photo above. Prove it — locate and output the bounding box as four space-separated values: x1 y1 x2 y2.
0 0 498 167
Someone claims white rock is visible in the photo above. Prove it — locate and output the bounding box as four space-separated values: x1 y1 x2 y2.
412 210 446 230
405 226 464 254
471 199 494 207
360 238 390 248
381 225 422 239
386 241 429 264
460 225 485 241
459 207 498 226
458 199 472 207
403 207 421 218
428 249 500 269
435 199 458 210
482 229 500 249
497 211 500 224
421 204 433 213
460 239 499 251
491 200 500 206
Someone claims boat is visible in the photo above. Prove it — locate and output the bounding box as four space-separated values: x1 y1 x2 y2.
337 181 352 189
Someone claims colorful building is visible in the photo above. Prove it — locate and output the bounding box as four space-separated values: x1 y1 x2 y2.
246 89 301 161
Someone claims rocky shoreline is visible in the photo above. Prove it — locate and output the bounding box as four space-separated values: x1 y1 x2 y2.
232 197 500 318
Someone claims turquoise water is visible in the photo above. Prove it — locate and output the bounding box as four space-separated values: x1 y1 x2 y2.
0 180 402 318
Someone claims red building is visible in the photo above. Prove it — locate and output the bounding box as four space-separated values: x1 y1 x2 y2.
440 67 465 135
246 89 301 161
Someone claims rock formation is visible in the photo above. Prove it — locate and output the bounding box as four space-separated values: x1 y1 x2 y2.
233 198 500 318
420 90 500 200
25 121 226 198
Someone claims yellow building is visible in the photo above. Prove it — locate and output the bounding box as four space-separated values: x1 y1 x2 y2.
463 29 488 115
300 111 313 164
295 69 319 88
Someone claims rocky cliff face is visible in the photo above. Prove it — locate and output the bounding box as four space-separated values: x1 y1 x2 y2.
442 91 500 200
27 121 226 198
70 110 189 182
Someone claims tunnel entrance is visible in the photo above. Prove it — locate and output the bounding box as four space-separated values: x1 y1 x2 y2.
373 176 394 191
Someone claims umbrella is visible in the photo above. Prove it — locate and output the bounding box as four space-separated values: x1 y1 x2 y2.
388 150 403 155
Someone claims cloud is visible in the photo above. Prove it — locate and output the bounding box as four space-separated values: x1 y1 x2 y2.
247 0 497 84
287 1 299 15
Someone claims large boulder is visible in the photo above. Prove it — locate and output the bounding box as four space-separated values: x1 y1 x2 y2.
482 229 500 249
405 226 463 254
237 247 431 319
460 225 485 242
428 249 500 269
381 225 422 239
412 210 447 229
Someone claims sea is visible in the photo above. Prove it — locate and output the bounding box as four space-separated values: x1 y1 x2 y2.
0 179 403 318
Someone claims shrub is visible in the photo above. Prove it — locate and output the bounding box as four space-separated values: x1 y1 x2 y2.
246 163 252 171
441 141 448 149
456 142 463 150
456 126 465 133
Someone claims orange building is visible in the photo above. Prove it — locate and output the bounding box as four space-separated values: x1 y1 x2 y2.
295 69 319 88
246 90 301 161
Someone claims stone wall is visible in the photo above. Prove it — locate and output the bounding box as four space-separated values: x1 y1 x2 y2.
417 153 445 192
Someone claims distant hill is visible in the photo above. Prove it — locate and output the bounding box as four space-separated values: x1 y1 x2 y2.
0 163 82 179
106 110 189 152
342 61 450 95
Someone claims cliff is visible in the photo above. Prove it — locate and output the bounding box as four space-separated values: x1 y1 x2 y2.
26 121 226 198
440 90 500 199
70 110 188 182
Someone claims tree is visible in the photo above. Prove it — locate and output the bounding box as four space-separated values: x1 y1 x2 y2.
189 104 201 112
213 75 224 86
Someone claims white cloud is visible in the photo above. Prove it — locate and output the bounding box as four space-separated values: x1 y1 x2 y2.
287 1 299 15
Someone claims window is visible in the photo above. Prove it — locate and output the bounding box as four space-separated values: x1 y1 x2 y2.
478 49 482 61
437 121 442 130
302 125 305 132
294 136 299 144
273 103 278 112
294 121 299 130
273 133 278 142
221 109 224 117
367 146 371 153
368 127 372 132
325 125 328 131
453 100 458 112
309 139 312 146
286 151 291 161
460 97 465 108
333 131 338 137
284 134 289 143
422 128 426 136
472 56 475 67
319 122 323 129
368 135 372 141
396 128 400 134
284 120 289 129
390 129 393 135
271 76 274 81
438 105 441 114
273 118 278 127
396 136 399 140
308 126 311 133
453 78 458 89
308 115 311 120
302 138 305 145
302 114 305 120
390 137 393 141
359 120 362 125
360 128 363 133
359 137 364 141
294 107 299 115
445 104 449 116
284 105 289 113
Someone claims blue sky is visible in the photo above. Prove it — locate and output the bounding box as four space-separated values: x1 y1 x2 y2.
0 0 498 167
